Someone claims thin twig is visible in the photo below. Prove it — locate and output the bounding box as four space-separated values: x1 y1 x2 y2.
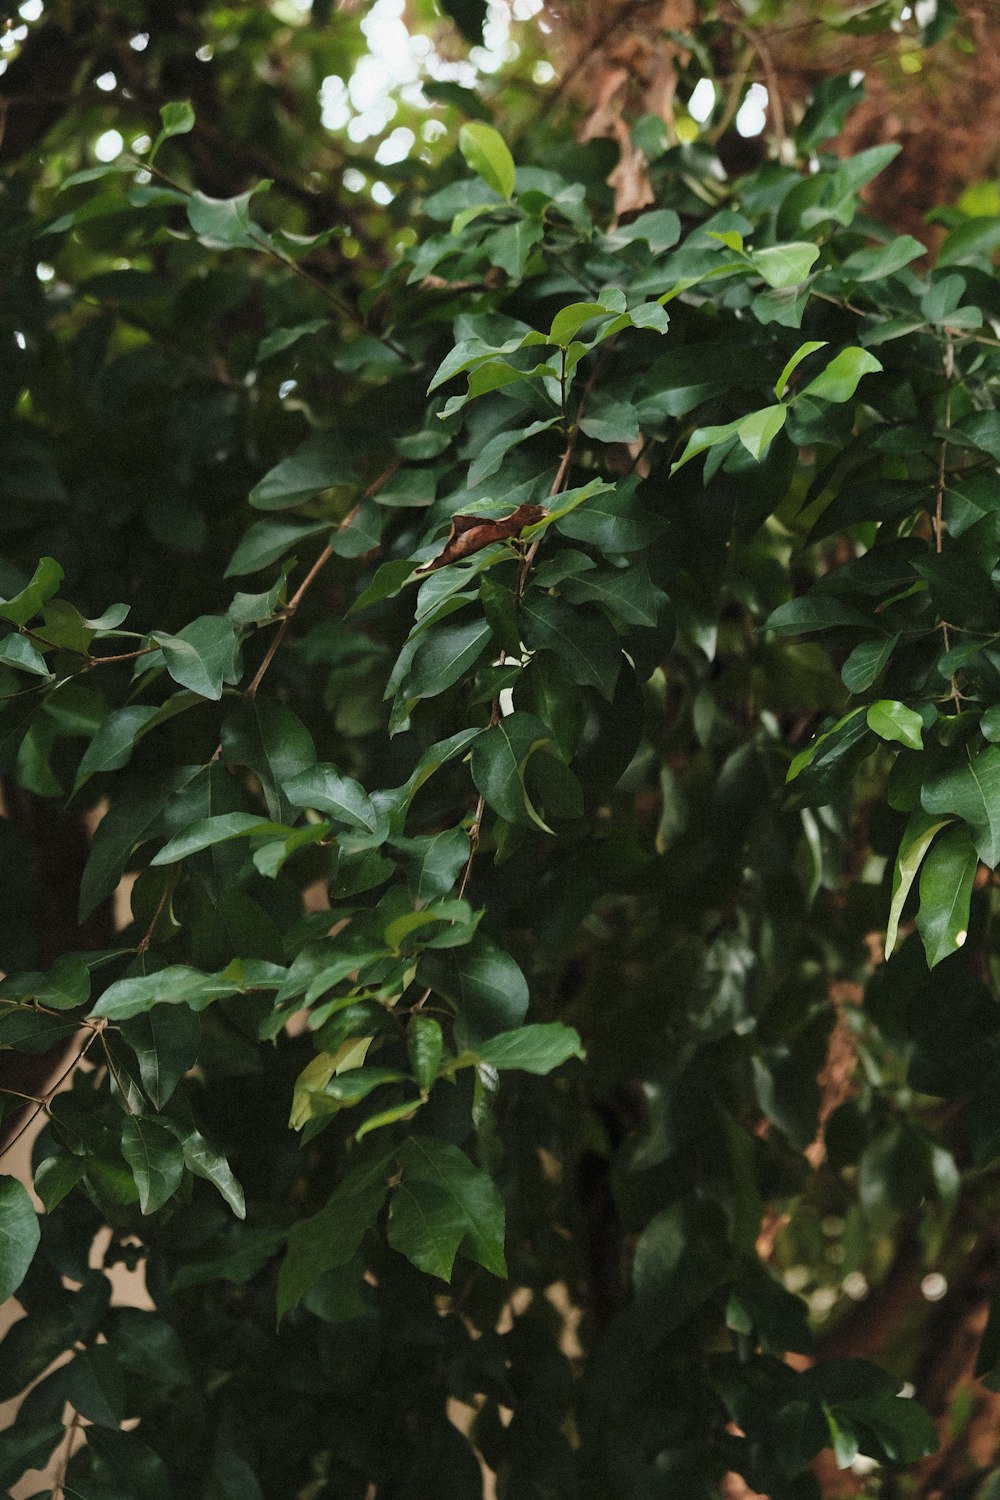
457 794 486 901
53 1406 82 1500
98 1032 137 1116
934 332 959 703
0 1021 106 1167
244 544 334 700
136 873 175 955
244 458 401 699
85 644 159 666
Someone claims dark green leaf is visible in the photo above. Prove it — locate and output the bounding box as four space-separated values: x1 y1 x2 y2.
119 1004 200 1109
916 823 978 968
121 1116 185 1214
152 616 240 701
388 1136 506 1280
277 1150 392 1318
250 433 355 510
0 1177 40 1301
178 1128 245 1217
92 965 241 1021
475 1023 584 1074
520 594 621 699
922 745 1000 867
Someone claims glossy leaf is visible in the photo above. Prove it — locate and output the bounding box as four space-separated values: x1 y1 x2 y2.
798 347 883 404
866 700 924 751
249 433 354 510
121 1117 185 1214
388 1136 506 1280
921 745 1000 867
885 811 952 960
0 1178 40 1302
915 824 978 968
458 122 515 201
474 1022 584 1074
152 616 239 701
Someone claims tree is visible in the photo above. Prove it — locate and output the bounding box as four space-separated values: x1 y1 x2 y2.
2 3 1000 1497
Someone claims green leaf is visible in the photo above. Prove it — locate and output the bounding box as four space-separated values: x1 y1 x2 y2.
866 700 924 751
119 1004 200 1109
577 397 641 444
459 122 515 201
605 208 681 253
388 1136 506 1280
0 557 64 627
842 634 898 693
0 1177 40 1302
848 1392 939 1463
921 744 1000 867
916 823 978 968
349 559 419 613
669 418 742 475
151 812 289 865
177 1128 245 1218
549 301 616 347
798 347 883 404
738 404 787 460
84 1427 172 1500
35 955 91 1011
73 705 160 791
397 826 471 901
765 595 874 635
409 1015 445 1092
749 242 821 288
403 617 493 707
256 319 328 362
149 99 195 163
220 698 317 822
552 481 662 552
520 594 621 699
0 634 49 676
474 1022 584 1074
187 183 271 249
284 765 387 843
63 1345 126 1428
560 559 659 627
249 433 354 510
470 712 557 830
839 236 925 282
632 1200 726 1345
34 1155 86 1211
277 1150 392 1318
775 340 827 399
885 811 952 960
79 768 195 920
152 616 240 701
226 518 333 578
355 1099 425 1142
437 936 530 1047
92 965 241 1022
252 822 330 878
121 1116 185 1214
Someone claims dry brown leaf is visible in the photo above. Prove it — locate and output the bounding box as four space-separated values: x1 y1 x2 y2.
414 504 546 574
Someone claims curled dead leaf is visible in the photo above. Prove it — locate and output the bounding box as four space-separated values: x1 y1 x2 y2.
415 503 545 574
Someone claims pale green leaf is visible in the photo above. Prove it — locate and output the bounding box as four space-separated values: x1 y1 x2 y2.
885 811 952 960
798 347 883 404
458 122 515 201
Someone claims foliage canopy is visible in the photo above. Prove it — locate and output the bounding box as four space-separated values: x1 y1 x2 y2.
3 3 1000 1497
